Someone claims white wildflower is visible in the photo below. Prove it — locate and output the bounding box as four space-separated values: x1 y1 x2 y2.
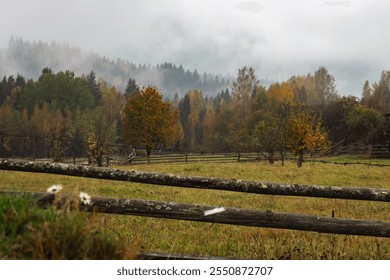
204 207 226 216
79 192 92 206
47 184 63 193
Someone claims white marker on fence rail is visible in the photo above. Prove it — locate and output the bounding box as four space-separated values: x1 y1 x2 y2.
46 184 63 193
79 192 92 206
204 207 226 216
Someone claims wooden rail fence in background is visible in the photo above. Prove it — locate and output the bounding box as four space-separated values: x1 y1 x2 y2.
331 143 390 158
123 152 264 165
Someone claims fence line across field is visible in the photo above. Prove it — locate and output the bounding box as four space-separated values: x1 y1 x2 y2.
127 152 264 165
125 151 390 167
1 158 390 260
1 159 390 202
1 190 390 238
2 132 390 164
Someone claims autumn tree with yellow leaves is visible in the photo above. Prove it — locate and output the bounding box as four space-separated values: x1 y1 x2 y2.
122 86 180 162
266 82 294 104
179 90 204 151
285 105 330 167
252 111 285 164
83 86 125 166
230 66 259 151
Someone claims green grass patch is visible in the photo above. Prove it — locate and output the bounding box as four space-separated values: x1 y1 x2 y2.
0 195 136 259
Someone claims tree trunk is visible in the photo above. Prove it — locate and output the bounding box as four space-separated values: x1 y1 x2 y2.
97 157 103 167
146 145 152 164
268 150 275 164
96 150 104 167
280 148 285 167
297 151 304 167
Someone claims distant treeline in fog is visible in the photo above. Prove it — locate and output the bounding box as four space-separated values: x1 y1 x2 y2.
0 37 232 98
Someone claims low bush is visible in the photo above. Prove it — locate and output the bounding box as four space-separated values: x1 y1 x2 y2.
0 195 135 259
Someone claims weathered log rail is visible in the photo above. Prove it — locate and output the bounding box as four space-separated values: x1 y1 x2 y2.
1 191 390 238
305 158 390 168
136 251 233 260
1 159 390 202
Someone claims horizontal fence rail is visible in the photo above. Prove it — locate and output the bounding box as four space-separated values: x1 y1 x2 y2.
136 251 234 260
306 158 390 168
1 191 390 238
1 159 390 202
127 153 261 165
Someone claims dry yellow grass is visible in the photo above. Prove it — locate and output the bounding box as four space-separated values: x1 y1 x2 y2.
1 158 390 259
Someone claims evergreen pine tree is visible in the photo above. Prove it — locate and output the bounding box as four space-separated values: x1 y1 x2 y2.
86 71 101 105
125 78 139 99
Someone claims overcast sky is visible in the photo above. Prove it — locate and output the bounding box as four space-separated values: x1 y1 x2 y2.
1 0 390 96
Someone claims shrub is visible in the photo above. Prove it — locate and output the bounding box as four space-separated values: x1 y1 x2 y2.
0 195 135 259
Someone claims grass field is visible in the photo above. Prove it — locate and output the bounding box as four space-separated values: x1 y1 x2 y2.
1 156 390 259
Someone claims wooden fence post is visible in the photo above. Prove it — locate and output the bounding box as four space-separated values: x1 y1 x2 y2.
368 145 373 157
0 134 3 157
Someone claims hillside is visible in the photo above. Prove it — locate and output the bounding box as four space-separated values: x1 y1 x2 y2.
0 37 231 98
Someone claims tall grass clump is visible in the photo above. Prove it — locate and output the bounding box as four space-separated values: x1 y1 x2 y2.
0 195 135 259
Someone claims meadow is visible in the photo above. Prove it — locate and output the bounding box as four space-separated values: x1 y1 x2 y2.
1 157 390 259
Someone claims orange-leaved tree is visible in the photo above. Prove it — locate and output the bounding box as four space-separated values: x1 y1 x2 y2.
285 105 330 167
267 81 294 104
122 86 180 162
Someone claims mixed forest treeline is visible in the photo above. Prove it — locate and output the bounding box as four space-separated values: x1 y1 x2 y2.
0 38 231 98
0 64 390 166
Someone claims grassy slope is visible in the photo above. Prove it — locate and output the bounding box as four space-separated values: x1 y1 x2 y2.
1 157 390 259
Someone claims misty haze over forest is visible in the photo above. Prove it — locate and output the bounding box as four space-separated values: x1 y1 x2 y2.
0 38 235 98
2 1 390 97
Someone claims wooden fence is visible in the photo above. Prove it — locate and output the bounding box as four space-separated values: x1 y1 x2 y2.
35 152 272 166
371 145 390 158
5 143 389 168
121 152 266 165
1 159 390 239
108 145 390 166
331 143 390 158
